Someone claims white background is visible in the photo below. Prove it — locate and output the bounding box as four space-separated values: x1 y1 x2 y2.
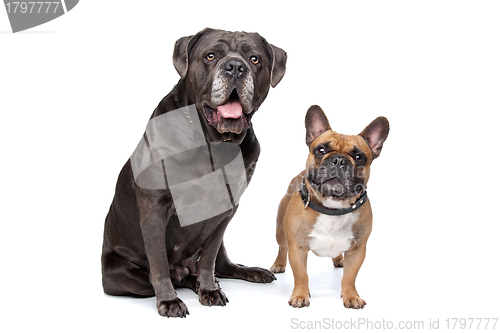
1 1 499 331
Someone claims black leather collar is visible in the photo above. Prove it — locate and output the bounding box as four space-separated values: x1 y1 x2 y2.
299 178 368 216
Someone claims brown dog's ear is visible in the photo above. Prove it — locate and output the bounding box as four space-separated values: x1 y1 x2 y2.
261 37 287 88
173 28 212 78
305 105 331 147
359 117 390 158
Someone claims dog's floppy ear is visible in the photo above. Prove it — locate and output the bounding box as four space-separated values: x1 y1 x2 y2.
173 28 212 78
261 37 287 88
359 117 390 158
305 105 331 147
269 44 287 87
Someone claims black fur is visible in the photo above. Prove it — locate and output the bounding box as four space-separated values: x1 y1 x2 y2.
101 28 286 317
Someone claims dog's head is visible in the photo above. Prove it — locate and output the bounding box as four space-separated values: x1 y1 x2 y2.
304 105 390 202
173 28 287 142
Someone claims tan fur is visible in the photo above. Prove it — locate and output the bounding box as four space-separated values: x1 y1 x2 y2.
270 130 376 309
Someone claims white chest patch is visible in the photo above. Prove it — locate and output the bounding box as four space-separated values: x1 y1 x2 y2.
308 212 358 258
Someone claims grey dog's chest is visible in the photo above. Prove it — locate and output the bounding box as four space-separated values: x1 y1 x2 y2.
308 212 358 258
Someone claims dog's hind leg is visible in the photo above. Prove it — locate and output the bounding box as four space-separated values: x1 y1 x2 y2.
270 191 292 273
215 241 276 283
270 173 303 273
101 250 154 297
332 253 344 267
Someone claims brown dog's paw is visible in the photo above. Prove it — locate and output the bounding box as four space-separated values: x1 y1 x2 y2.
332 254 344 267
198 288 229 307
288 295 310 308
342 294 366 309
333 259 344 267
157 297 189 317
270 263 286 274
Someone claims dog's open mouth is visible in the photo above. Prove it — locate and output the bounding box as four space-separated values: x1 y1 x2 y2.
204 89 251 134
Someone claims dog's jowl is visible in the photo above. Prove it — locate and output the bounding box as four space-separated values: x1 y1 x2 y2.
101 28 286 317
270 105 389 309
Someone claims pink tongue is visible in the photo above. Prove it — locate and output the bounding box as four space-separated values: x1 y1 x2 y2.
217 100 243 119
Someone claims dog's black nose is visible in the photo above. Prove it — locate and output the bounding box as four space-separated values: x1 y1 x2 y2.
224 58 247 78
331 155 348 167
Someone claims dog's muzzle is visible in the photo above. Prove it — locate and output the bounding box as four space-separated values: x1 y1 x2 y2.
309 155 366 199
204 57 255 134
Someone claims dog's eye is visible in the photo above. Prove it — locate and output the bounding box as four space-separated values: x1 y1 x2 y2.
206 53 215 61
250 56 260 65
355 154 364 163
316 147 326 157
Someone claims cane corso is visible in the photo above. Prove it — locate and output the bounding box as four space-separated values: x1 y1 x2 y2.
101 28 287 317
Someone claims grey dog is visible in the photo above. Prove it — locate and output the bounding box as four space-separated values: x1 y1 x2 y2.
101 28 287 317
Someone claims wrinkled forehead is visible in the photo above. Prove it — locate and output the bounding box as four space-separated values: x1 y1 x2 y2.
314 131 372 156
193 30 266 56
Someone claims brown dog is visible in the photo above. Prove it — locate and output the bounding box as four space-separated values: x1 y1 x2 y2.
270 105 389 309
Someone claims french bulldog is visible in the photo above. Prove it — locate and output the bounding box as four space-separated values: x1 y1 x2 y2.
270 105 389 309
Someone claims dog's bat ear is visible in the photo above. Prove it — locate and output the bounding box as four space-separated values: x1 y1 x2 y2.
173 28 212 78
261 37 287 88
305 105 331 147
359 117 390 158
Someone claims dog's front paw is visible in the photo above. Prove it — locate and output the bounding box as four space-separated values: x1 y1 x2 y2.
288 295 310 308
157 297 189 317
198 288 229 307
342 293 366 309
